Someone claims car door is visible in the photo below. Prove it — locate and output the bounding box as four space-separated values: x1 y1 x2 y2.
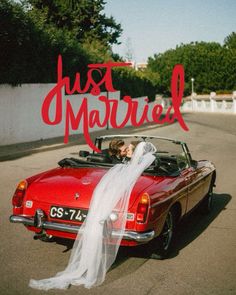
182 166 204 212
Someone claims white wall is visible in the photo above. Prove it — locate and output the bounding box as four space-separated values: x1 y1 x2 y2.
0 84 56 145
0 84 155 146
2 84 235 146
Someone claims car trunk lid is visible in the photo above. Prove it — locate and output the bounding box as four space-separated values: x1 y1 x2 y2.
25 167 155 210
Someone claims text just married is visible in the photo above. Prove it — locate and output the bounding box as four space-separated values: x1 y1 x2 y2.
41 55 188 152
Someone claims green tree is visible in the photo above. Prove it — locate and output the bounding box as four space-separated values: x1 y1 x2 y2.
0 0 90 84
147 39 236 95
27 0 122 46
224 32 236 49
1 0 156 100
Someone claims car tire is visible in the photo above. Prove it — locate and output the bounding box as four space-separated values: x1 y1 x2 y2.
150 208 176 260
201 184 213 214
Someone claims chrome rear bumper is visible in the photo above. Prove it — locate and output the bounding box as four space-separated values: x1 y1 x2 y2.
9 211 155 243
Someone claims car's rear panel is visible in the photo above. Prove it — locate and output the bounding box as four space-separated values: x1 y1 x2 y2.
17 166 156 245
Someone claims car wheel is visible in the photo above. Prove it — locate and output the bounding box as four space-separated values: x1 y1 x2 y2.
150 208 176 260
201 184 213 214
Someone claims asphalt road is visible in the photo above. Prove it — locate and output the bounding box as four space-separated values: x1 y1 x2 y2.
1 112 236 295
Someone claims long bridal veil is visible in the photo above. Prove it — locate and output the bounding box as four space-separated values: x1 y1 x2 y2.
29 141 156 290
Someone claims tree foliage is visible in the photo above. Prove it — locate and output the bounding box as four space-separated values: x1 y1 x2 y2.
112 67 156 100
147 37 236 95
224 32 236 49
1 0 235 97
0 0 91 84
27 0 122 46
0 0 156 99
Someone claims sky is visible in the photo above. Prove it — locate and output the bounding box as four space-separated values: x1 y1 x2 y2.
104 0 236 62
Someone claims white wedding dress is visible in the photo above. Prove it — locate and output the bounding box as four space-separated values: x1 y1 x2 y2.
29 142 156 290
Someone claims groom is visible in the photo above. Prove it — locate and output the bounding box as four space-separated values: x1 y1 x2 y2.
108 138 128 164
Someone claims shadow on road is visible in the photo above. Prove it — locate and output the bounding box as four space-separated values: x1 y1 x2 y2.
168 193 232 258
114 192 231 263
48 192 231 282
101 192 232 285
171 194 232 257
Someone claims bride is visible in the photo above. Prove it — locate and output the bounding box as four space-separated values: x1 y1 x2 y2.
29 141 156 290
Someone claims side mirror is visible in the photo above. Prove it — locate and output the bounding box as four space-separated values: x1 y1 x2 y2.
79 150 90 157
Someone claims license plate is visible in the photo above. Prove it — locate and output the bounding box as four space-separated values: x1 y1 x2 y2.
50 206 87 222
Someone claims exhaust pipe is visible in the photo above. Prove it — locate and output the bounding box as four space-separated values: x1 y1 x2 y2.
33 232 46 240
33 232 53 241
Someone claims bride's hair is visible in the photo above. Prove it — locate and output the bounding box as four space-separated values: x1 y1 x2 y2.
130 140 142 150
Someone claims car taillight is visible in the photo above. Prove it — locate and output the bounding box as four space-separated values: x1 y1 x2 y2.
12 180 28 207
136 193 149 223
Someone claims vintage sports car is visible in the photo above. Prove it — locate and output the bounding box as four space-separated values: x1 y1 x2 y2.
10 135 216 259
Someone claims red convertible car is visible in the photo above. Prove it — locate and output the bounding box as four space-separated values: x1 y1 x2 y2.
10 135 216 258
